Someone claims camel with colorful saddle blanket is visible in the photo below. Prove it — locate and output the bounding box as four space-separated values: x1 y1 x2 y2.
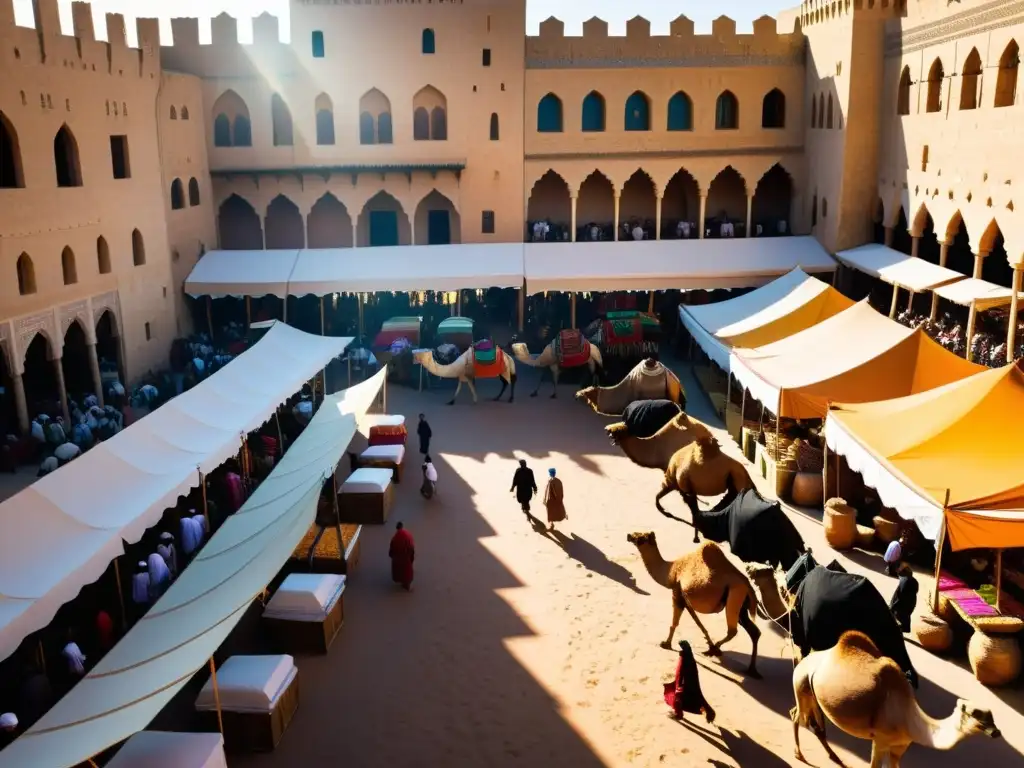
510 329 603 398
413 340 516 405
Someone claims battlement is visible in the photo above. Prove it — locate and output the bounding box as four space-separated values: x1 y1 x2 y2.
799 0 905 29
159 13 302 80
0 0 159 78
526 15 805 69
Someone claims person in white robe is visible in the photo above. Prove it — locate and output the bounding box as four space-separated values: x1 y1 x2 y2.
180 511 200 557
62 631 86 677
53 442 81 464
130 560 150 620
36 456 58 478
191 512 208 547
157 532 178 577
147 552 172 600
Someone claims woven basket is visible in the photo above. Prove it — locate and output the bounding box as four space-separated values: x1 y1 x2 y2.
968 632 1022 686
913 612 954 653
792 472 824 507
824 505 857 550
873 516 902 545
796 440 825 473
932 593 959 625
855 524 876 549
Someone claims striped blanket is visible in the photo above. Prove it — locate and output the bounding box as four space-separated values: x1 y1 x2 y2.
554 330 591 368
472 340 505 378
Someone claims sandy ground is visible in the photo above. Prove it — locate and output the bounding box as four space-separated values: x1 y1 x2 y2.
225 362 1024 768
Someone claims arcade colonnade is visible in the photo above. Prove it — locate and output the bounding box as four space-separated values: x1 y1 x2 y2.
0 292 122 434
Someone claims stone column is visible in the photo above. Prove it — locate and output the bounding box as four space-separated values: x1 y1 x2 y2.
884 226 894 247
972 250 989 279
613 192 621 241
930 241 951 320
570 191 578 242
655 193 663 240
1008 266 1022 361
698 193 707 240
745 194 753 237
54 356 70 424
87 342 104 407
910 235 920 259
410 220 416 246
12 372 28 435
351 222 359 248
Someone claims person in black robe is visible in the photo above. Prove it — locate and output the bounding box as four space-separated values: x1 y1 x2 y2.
509 459 537 518
662 640 715 722
888 564 919 633
417 413 432 455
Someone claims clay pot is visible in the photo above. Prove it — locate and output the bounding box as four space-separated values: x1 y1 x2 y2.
824 504 857 550
968 632 1022 686
913 612 954 654
791 472 824 507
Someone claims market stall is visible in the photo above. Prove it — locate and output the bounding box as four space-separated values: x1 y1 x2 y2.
930 277 1024 362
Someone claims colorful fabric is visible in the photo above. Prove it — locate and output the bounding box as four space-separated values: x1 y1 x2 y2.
473 339 496 364
369 424 408 447
554 330 591 368
604 318 644 345
937 573 967 591
947 589 999 617
472 341 505 378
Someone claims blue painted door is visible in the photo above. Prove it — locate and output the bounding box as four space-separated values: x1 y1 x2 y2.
369 210 398 246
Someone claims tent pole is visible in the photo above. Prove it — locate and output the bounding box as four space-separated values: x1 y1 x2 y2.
283 295 289 324
199 468 209 522
245 296 251 329
835 445 841 496
648 291 655 314
113 557 128 631
965 302 978 361
570 293 576 328
996 549 1003 613
332 474 347 574
275 410 285 455
774 415 781 462
906 290 914 312
37 638 46 676
208 656 225 734
206 296 215 341
88 760 99 768
931 490 951 613
888 284 899 318
320 296 325 335
382 367 388 414
347 355 352 388
358 294 364 337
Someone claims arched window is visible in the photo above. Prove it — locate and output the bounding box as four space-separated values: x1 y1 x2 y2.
181 106 189 120
960 48 982 110
811 94 818 127
53 124 82 187
581 91 605 132
826 94 834 128
926 58 944 113
315 93 335 145
715 91 738 130
537 93 563 133
271 94 293 146
16 253 35 295
233 115 252 146
169 106 177 120
61 246 77 285
896 66 911 115
0 111 24 188
489 112 499 140
170 178 185 210
188 177 200 206
378 112 393 144
96 236 111 274
422 28 436 54
430 106 447 140
213 114 231 146
995 40 1019 108
667 92 692 131
761 88 785 128
624 91 650 131
359 112 375 144
311 30 325 58
132 229 145 267
413 107 430 140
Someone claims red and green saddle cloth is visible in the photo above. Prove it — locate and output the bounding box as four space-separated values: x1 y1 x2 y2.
601 311 660 346
554 330 592 368
472 339 505 378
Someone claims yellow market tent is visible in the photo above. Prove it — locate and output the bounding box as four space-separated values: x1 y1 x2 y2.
729 299 985 420
679 268 854 371
825 361 1024 549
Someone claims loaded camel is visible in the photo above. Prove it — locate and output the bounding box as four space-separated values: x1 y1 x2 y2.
791 630 1000 767
413 342 516 405
511 330 603 397
655 434 755 543
576 357 684 415
626 533 769 678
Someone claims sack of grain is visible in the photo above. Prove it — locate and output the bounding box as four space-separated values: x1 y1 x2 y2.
968 632 1022 687
912 612 954 653
824 502 856 550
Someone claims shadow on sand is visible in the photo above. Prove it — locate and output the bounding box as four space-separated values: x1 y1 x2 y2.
678 718 792 768
535 526 649 595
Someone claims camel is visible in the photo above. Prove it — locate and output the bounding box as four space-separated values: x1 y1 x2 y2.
626 533 764 678
655 435 755 543
577 357 684 415
791 630 1000 767
413 343 516 405
606 411 715 471
511 330 603 397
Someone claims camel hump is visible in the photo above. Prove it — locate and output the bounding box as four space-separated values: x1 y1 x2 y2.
837 630 883 658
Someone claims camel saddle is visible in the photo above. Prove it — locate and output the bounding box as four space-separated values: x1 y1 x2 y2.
472 339 504 378
554 329 591 368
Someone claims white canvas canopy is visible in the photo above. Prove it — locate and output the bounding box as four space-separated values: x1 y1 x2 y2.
0 323 353 663
184 250 300 298
105 732 226 768
931 277 1023 310
0 370 386 768
524 236 836 294
834 244 964 293
288 243 525 295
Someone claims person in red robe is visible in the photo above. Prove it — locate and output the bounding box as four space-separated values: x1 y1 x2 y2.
662 640 714 722
389 522 415 591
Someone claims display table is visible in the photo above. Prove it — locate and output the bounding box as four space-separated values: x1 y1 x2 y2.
195 655 300 752
107 732 226 768
264 574 346 655
359 443 405 483
339 467 394 524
